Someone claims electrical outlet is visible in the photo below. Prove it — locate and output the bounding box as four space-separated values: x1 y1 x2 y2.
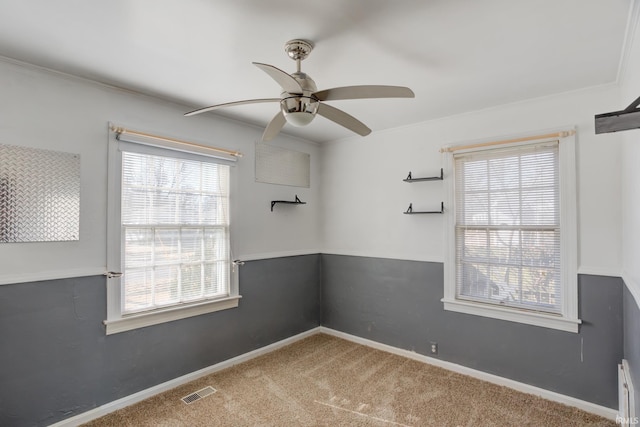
430 342 438 354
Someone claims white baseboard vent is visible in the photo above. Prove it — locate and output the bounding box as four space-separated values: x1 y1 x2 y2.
182 386 216 404
619 360 637 426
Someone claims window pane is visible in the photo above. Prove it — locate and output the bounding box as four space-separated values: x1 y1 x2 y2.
489 157 519 191
204 262 228 296
179 161 201 192
204 228 228 261
460 229 488 260
151 191 178 224
459 263 492 299
181 264 203 301
154 229 180 264
462 160 488 191
150 156 179 191
489 190 520 226
202 164 226 194
488 265 521 303
489 229 521 264
125 228 153 268
462 193 489 225
124 268 153 312
121 188 149 225
521 151 556 188
180 228 203 263
521 266 559 306
154 265 179 306
521 230 560 268
178 193 202 224
521 189 558 225
202 195 228 224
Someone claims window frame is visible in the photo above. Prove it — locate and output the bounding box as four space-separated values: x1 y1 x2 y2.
104 128 240 335
442 130 580 333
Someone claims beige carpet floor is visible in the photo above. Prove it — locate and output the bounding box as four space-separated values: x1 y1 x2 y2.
83 333 616 426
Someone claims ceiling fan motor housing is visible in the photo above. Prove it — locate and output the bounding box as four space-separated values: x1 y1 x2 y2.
280 70 319 126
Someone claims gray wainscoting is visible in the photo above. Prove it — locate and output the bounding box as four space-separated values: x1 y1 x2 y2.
624 285 640 414
0 254 320 427
0 252 629 426
320 254 623 409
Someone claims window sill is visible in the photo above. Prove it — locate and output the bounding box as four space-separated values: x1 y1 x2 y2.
104 295 242 335
441 298 580 333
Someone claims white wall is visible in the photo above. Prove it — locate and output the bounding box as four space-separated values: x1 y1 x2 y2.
0 58 321 284
320 84 623 275
0 49 629 283
621 3 640 303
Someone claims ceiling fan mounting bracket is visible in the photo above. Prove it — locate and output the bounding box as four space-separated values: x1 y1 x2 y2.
284 39 314 62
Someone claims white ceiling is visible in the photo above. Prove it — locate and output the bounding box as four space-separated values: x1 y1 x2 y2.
0 0 632 142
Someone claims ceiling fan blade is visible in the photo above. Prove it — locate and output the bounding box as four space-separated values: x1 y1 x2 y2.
184 98 280 117
253 62 303 94
262 111 286 141
317 103 371 136
313 85 415 101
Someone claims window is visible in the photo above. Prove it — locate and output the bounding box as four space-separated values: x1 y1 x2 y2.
443 131 579 332
105 127 240 334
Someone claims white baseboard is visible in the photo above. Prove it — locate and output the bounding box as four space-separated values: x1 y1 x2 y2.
318 327 619 421
49 327 321 427
50 326 618 426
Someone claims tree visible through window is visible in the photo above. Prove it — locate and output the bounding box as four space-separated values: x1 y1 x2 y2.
454 142 561 314
121 151 230 314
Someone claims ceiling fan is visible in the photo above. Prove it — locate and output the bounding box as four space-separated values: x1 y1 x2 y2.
184 39 415 141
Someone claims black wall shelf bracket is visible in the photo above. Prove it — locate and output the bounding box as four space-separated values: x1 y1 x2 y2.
403 168 443 182
271 195 306 212
404 202 444 214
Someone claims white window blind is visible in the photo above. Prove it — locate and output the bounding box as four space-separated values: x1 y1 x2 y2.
121 151 230 314
454 141 561 314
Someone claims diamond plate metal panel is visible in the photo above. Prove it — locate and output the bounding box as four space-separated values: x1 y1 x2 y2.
0 143 80 242
255 142 310 188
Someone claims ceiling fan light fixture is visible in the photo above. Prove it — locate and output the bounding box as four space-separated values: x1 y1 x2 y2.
185 38 414 140
285 111 315 127
280 96 319 127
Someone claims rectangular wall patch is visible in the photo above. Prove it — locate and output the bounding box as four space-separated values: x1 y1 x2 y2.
0 143 80 242
255 143 310 188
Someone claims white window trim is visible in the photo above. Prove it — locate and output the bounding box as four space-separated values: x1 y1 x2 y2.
105 125 240 335
104 295 241 335
442 129 580 333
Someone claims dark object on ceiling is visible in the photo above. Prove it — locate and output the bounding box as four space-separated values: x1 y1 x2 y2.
595 95 640 134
